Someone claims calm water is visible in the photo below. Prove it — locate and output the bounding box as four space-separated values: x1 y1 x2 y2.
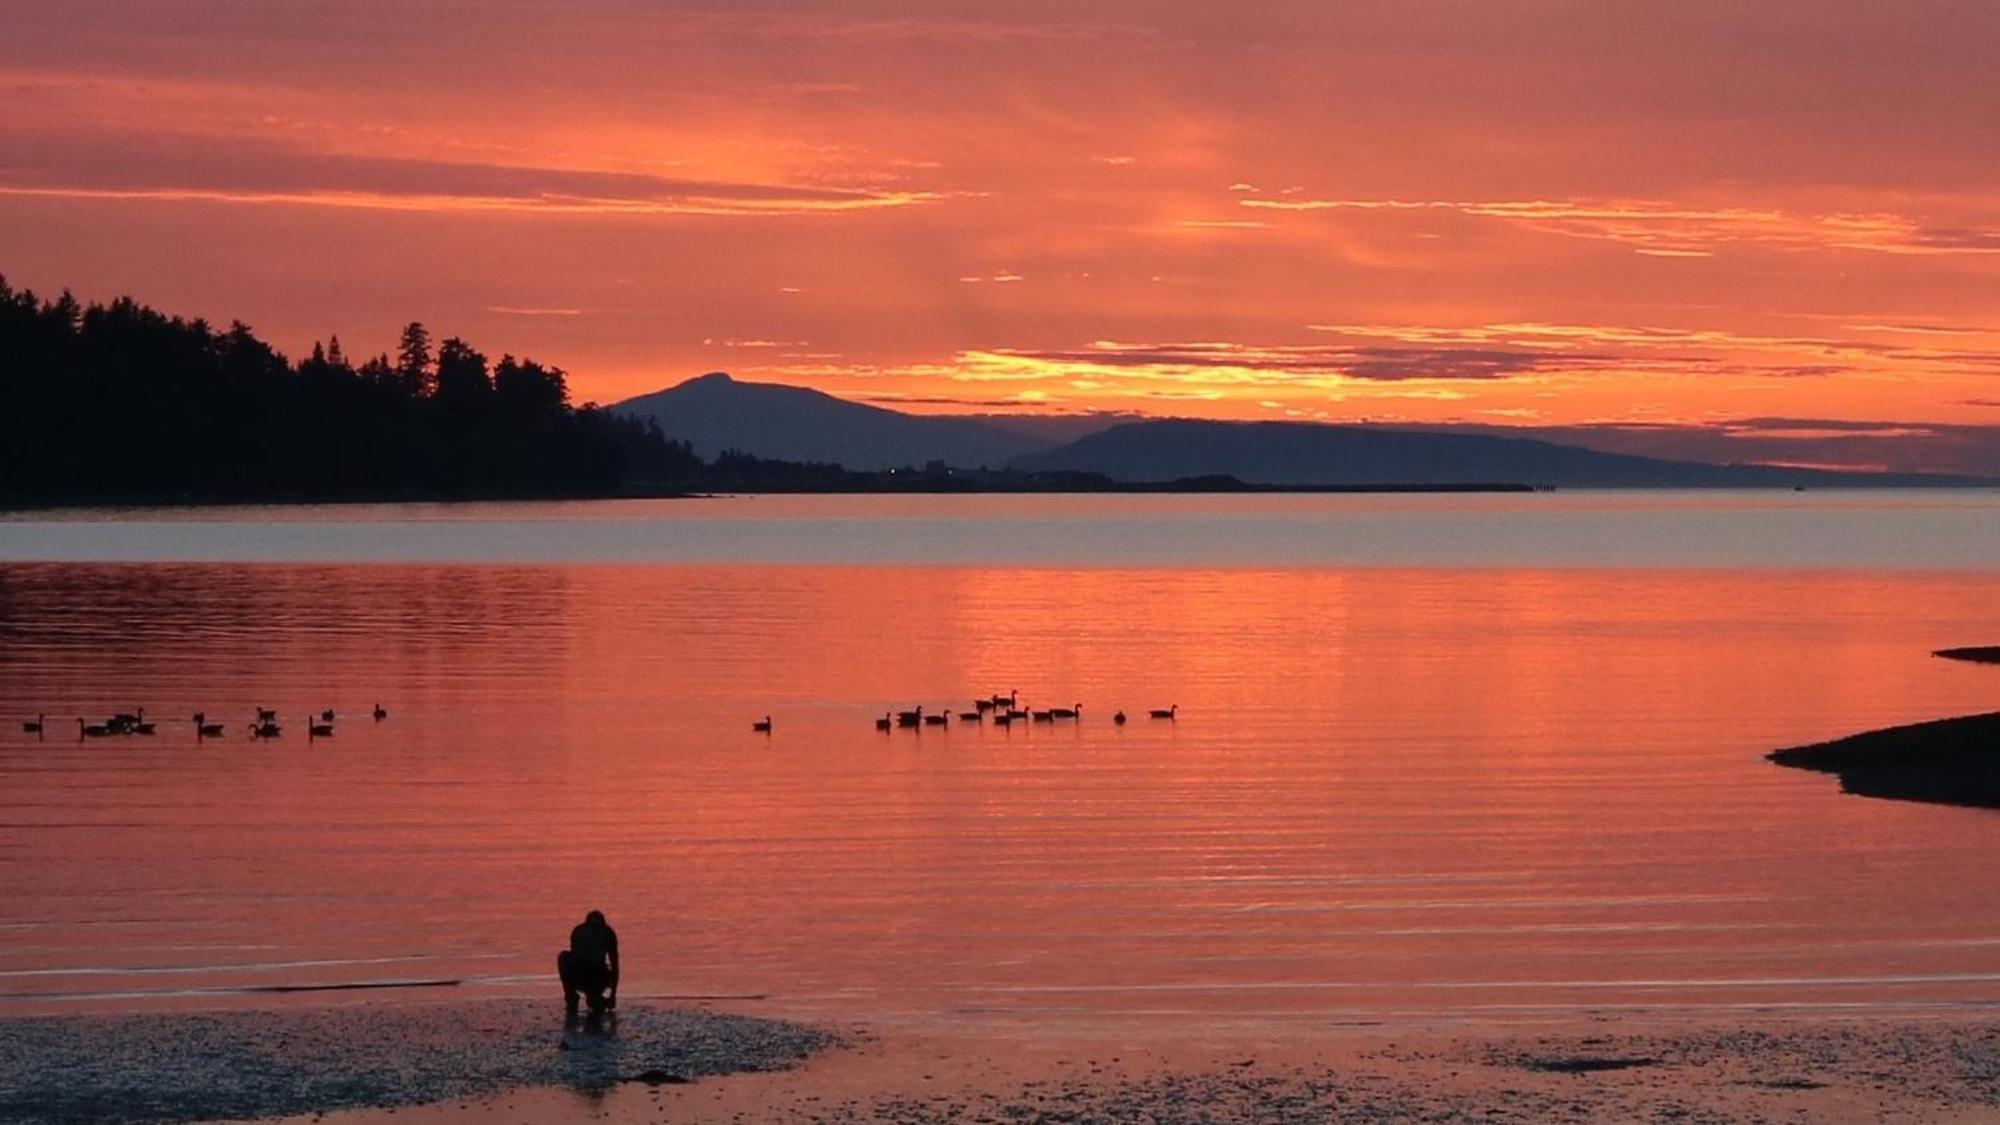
1 493 1998 1031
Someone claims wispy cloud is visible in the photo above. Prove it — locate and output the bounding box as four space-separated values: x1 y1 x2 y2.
1303 320 2000 380
855 392 1063 408
1239 195 2000 256
486 305 584 317
0 133 944 217
991 339 1617 382
759 81 864 96
1173 218 1271 230
1843 322 1994 336
758 310 2000 415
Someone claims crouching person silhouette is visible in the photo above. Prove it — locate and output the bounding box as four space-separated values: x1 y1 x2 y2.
557 909 620 1019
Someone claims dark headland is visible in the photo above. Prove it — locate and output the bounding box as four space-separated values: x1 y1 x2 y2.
1769 711 2000 809
1771 641 2000 808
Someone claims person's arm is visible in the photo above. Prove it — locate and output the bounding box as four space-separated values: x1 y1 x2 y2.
607 930 620 995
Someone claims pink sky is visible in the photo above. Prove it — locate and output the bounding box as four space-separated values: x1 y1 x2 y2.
4 1 1998 469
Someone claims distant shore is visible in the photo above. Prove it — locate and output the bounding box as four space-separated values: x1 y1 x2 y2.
1937 646 2000 665
0 485 697 515
0 478 1541 513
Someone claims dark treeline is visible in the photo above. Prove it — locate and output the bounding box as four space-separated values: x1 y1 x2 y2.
0 277 701 505
0 279 1534 505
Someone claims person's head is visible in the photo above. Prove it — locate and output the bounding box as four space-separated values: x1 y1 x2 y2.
585 910 606 926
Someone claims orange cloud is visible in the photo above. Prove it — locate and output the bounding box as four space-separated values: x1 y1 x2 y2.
1239 196 2000 257
4 1 1998 450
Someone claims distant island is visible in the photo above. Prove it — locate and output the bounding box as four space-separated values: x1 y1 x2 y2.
5 278 1994 509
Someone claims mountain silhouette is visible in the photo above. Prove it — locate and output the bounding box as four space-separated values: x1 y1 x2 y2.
613 376 1990 488
614 373 1067 470
1007 419 1984 488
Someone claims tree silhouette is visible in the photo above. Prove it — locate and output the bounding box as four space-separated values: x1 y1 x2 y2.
0 275 702 505
435 337 491 405
395 321 433 398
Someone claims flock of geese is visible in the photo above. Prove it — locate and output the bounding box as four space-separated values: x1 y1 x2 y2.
752 694 1179 733
26 697 1176 740
20 704 390 741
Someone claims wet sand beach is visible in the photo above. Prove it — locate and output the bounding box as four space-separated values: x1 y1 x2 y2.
239 1009 1999 1124
4 1001 1995 1123
0 1002 832 1125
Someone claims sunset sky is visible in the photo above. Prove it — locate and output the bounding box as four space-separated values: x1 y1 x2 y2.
6 1 1999 471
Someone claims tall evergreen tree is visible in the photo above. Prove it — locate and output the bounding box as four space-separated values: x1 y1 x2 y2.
394 321 433 398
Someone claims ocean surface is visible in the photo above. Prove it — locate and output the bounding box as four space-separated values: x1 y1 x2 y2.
2 492 1998 1032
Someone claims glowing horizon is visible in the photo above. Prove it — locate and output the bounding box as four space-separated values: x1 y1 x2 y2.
4 2 1997 470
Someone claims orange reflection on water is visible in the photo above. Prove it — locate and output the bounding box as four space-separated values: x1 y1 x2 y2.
1 561 1998 1025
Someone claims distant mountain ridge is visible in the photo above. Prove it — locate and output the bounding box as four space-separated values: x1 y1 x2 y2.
613 372 1068 470
616 374 1989 488
1009 419 1983 488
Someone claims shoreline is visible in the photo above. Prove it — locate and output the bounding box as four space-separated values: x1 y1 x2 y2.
0 1001 1991 1123
0 1001 836 1125
17 481 2000 515
0 481 1543 516
244 1009 1998 1124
